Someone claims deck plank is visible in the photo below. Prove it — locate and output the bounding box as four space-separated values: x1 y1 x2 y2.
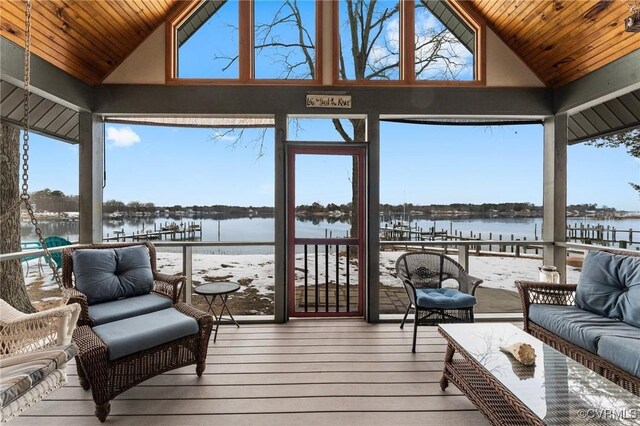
11 319 491 425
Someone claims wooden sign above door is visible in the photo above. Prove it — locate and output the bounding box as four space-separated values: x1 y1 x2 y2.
306 94 352 109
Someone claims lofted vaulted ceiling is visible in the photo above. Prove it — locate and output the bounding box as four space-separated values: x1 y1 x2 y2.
0 0 186 85
0 0 638 88
469 0 639 88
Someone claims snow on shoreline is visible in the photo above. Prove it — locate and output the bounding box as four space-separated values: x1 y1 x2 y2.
26 251 582 299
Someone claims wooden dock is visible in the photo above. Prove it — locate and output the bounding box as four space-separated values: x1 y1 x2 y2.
380 222 638 253
104 221 203 242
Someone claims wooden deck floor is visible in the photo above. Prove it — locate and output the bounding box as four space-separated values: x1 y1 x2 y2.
13 320 491 426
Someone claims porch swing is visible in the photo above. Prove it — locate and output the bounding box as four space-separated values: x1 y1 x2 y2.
0 1 80 421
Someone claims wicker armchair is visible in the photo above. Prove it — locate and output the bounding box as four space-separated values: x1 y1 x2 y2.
62 242 213 422
62 242 185 326
396 252 483 352
1 300 80 422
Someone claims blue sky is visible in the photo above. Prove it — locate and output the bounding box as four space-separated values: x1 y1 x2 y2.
25 121 639 211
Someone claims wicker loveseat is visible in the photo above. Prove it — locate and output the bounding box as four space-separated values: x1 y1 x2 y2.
62 242 213 422
0 300 80 422
517 249 640 396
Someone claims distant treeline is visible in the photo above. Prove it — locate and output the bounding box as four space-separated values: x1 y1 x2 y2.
29 188 624 217
380 202 620 217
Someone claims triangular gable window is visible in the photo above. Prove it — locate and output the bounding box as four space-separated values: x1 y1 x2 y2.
176 1 239 78
415 0 475 80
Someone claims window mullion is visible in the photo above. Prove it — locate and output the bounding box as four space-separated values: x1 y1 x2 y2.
239 0 252 81
402 0 415 83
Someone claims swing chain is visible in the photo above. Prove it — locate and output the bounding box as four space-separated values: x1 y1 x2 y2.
18 0 64 293
22 0 31 201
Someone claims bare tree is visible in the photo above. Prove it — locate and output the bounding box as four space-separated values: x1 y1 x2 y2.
585 127 640 195
0 124 35 313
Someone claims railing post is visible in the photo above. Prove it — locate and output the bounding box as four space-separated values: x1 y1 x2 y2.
457 244 469 272
182 246 192 304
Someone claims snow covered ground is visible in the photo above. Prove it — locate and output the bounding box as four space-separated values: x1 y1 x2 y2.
25 250 582 304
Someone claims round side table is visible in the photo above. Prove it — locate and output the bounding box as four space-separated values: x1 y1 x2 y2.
194 281 240 342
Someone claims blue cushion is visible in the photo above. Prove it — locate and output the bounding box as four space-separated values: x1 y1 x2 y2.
415 288 476 309
529 305 639 353
73 246 154 305
88 293 172 326
114 246 154 298
92 308 199 361
73 249 123 305
597 336 640 378
576 250 640 327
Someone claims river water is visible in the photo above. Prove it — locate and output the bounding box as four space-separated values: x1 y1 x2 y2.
21 215 640 254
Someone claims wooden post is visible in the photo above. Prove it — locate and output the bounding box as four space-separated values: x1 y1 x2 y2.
78 112 104 244
182 246 192 304
457 245 469 272
543 115 568 280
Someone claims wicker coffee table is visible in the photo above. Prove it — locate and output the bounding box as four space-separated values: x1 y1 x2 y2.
438 323 640 425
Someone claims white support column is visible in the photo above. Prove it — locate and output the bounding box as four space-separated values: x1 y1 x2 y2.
543 114 568 281
78 112 104 244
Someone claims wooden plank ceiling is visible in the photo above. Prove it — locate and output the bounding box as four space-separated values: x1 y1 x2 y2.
0 0 184 85
470 0 639 88
0 0 638 88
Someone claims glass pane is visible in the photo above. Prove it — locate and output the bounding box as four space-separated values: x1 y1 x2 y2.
287 117 367 142
177 0 239 78
254 0 316 79
378 121 552 316
338 0 400 80
568 128 640 251
414 0 474 80
295 154 357 238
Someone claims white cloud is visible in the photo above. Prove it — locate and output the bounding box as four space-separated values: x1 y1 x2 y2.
106 126 141 147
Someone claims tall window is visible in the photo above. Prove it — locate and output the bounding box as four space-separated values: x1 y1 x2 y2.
337 0 401 80
254 1 316 79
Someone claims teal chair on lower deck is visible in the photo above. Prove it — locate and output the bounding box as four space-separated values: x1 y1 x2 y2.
43 236 72 274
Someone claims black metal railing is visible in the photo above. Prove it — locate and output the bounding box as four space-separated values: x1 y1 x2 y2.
295 239 359 313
